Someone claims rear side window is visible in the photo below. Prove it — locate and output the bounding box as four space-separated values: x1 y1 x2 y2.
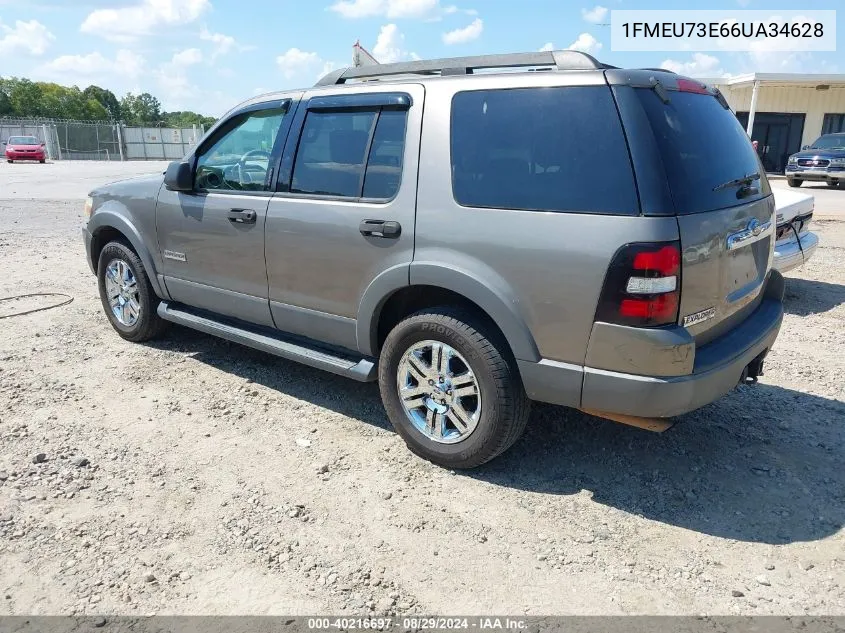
291 108 407 199
636 89 769 214
450 87 638 215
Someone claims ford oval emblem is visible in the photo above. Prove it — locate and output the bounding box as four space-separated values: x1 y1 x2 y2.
748 218 762 236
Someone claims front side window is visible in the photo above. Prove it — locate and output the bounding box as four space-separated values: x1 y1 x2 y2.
291 107 407 199
195 105 288 192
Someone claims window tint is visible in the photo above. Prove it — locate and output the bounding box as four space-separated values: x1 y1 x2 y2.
292 111 376 197
363 110 407 199
291 108 407 199
636 89 768 214
450 87 638 215
195 105 287 192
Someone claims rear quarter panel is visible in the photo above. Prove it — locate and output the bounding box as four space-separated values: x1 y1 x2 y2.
414 74 679 366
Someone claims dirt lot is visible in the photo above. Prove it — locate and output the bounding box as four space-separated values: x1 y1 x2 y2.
0 163 843 616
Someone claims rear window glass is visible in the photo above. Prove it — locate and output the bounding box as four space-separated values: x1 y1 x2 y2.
636 88 768 214
450 87 638 215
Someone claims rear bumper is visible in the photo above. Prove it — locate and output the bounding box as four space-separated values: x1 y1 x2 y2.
520 271 785 418
774 231 819 273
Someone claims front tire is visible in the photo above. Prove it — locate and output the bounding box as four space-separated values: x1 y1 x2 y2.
379 308 530 469
39 159 46 164
97 241 166 342
788 178 803 187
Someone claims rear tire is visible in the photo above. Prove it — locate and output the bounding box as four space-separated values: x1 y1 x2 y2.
787 178 803 187
827 180 841 189
378 307 530 469
97 241 167 342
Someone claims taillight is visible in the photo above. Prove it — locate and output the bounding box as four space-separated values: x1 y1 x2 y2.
595 242 681 327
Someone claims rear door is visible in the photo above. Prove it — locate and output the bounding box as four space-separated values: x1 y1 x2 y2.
632 81 775 345
264 85 423 351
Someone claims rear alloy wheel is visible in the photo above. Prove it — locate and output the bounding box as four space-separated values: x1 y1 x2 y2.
97 241 166 342
379 308 530 469
787 178 803 188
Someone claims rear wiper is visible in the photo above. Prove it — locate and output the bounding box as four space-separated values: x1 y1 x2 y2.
713 172 760 192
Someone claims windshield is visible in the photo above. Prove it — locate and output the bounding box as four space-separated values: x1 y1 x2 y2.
810 134 845 150
8 136 39 145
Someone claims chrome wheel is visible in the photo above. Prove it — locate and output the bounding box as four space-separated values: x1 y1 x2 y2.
104 259 140 327
396 340 481 444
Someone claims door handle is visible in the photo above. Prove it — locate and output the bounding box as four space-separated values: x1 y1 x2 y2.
359 219 401 238
228 209 257 224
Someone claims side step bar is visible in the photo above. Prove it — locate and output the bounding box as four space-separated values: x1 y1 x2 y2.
157 302 377 382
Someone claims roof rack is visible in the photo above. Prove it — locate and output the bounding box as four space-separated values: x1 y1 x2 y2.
315 50 611 87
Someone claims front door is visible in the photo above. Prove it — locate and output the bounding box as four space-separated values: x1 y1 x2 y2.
264 86 423 351
156 100 294 327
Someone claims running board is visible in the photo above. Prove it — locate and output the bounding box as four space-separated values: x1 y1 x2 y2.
157 301 377 382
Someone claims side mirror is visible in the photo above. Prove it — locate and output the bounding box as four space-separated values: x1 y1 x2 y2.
1 142 6 146
164 160 193 192
802 145 810 150
40 142 46 147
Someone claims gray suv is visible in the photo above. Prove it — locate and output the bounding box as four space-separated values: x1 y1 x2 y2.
82 51 784 468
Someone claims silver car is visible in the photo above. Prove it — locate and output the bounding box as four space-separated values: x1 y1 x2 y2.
82 51 784 468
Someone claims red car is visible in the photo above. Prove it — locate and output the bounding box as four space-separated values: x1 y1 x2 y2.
4 136 47 163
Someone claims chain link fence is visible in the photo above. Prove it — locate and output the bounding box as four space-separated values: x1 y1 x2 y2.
0 118 205 161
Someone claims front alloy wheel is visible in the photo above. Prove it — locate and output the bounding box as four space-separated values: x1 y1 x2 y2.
97 240 166 342
104 259 141 326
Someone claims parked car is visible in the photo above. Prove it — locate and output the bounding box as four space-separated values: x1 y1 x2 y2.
3 136 47 163
785 132 845 188
82 51 784 468
772 188 819 273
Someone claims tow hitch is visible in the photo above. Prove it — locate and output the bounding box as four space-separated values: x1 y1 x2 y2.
741 350 768 384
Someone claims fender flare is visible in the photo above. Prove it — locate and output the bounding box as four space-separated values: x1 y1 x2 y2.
356 261 540 362
87 209 167 298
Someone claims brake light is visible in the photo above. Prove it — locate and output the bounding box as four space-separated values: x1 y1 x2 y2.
595 242 682 327
677 78 709 95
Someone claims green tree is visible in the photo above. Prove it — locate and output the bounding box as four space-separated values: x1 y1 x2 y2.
0 80 13 116
83 85 120 120
8 78 44 117
162 110 217 128
121 92 162 125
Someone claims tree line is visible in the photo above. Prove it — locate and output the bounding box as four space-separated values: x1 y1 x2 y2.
0 77 217 128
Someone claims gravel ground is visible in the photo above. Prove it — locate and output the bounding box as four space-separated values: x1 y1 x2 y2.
0 192 843 616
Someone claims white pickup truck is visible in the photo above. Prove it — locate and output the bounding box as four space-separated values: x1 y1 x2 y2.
772 188 819 273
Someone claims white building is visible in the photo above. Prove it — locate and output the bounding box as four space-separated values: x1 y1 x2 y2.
708 73 845 173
